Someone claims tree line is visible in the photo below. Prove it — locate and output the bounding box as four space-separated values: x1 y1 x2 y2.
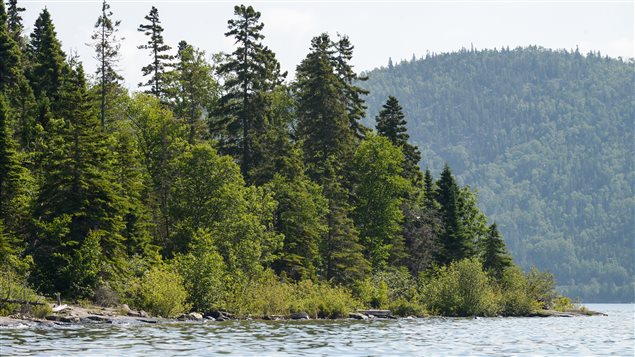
362 46 634 302
0 1 561 316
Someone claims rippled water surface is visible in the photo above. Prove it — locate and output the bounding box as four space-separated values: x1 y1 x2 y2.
1 304 633 356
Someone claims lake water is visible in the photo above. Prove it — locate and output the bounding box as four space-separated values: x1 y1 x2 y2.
1 304 633 356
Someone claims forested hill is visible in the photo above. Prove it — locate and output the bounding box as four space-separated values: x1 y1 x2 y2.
361 47 634 302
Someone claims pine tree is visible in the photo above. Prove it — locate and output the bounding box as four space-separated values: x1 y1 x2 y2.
137 6 172 98
167 41 217 144
481 223 512 278
31 63 126 296
295 33 355 180
435 164 472 265
423 168 435 208
375 96 422 186
215 5 285 182
332 34 369 139
90 0 123 128
26 8 67 118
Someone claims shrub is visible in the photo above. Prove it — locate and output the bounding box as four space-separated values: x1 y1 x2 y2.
93 286 120 307
387 297 427 317
499 266 533 316
0 270 48 317
128 266 189 317
526 267 559 309
423 258 500 316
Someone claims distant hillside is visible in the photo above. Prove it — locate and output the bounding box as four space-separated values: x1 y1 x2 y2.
361 47 634 302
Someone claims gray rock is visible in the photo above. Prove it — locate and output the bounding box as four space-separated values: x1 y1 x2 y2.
290 312 310 320
348 312 368 320
188 312 203 320
139 310 148 318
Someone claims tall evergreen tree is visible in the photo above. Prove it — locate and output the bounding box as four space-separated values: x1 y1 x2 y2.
436 164 472 264
295 33 355 180
27 8 67 118
332 33 369 139
90 0 122 128
481 223 512 278
0 1 36 149
137 6 172 98
375 96 422 186
6 0 25 46
215 4 285 181
31 63 126 296
167 41 217 144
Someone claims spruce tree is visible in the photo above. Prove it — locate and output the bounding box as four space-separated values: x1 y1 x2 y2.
31 63 126 296
90 0 123 128
27 8 67 118
0 1 36 149
435 164 472 264
333 34 369 139
375 96 422 186
168 41 217 144
6 0 25 47
215 5 285 182
295 33 355 180
481 223 512 278
137 6 172 98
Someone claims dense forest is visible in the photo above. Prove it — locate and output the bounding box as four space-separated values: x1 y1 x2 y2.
1 0 573 317
361 48 634 302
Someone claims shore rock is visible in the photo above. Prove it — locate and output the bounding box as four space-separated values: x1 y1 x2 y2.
290 312 310 320
349 312 368 320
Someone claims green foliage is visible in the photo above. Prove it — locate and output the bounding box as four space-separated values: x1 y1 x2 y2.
498 265 533 316
362 48 634 302
352 135 408 269
481 223 512 278
423 258 500 316
0 270 47 317
127 265 189 318
526 266 559 309
172 229 226 313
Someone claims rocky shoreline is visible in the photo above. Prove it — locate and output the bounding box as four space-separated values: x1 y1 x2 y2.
0 304 606 328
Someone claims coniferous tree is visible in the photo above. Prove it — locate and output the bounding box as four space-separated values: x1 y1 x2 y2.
375 96 422 186
436 164 472 264
333 34 369 139
6 0 25 46
0 1 36 149
0 94 32 259
167 41 217 144
137 6 172 98
31 63 126 296
320 157 369 284
90 0 123 128
215 5 285 182
481 223 512 278
26 8 67 119
296 33 355 180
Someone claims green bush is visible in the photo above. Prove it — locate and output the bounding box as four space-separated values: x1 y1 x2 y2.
423 258 500 316
526 267 559 309
387 297 427 317
128 266 190 317
499 266 533 316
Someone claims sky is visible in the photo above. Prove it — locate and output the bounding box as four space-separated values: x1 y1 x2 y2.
17 0 635 89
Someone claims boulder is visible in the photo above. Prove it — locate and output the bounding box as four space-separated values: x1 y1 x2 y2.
290 312 310 320
348 312 368 320
188 312 203 320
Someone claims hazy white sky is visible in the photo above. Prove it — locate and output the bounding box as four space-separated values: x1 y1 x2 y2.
18 0 635 88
